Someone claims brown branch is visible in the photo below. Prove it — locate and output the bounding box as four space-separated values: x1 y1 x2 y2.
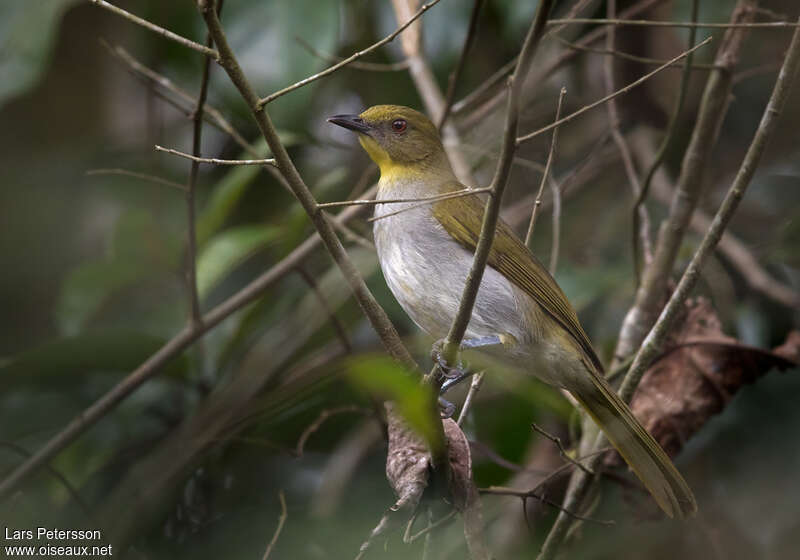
456 371 485 426
531 423 593 476
295 36 410 72
294 406 370 457
258 0 444 106
633 0 700 280
546 17 800 29
620 16 800 402
480 486 614 525
296 267 353 354
318 186 491 210
155 145 277 166
437 0 485 128
516 37 712 145
441 0 556 365
89 1 219 59
612 2 756 368
85 168 186 191
525 87 566 248
262 491 288 560
603 0 652 268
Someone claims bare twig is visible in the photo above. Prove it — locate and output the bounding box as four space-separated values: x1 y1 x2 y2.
89 1 219 59
553 34 718 70
367 188 493 222
295 36 410 71
603 0 653 271
613 2 755 368
406 509 457 542
525 87 566 248
296 267 353 354
546 17 800 29
441 0 556 366
531 423 593 476
329 219 375 250
548 175 561 274
633 0 700 279
156 145 277 166
516 37 713 145
438 0 485 128
294 405 370 457
620 17 800 402
262 491 288 560
258 0 443 106
318 186 491 210
457 371 485 426
86 168 186 191
480 486 614 525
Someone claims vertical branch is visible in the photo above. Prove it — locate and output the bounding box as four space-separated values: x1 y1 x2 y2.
632 0 700 278
390 0 476 184
442 0 555 363
525 86 566 248
184 8 220 331
619 17 800 402
602 0 653 269
612 0 757 369
438 0 485 128
548 175 561 274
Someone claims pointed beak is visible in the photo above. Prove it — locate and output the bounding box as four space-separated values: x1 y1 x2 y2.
327 114 371 134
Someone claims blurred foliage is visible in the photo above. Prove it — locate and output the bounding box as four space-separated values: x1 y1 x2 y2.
1 1 799 559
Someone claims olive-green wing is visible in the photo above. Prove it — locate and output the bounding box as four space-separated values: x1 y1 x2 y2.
432 191 604 374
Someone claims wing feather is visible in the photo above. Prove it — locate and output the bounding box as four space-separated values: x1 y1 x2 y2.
432 189 604 374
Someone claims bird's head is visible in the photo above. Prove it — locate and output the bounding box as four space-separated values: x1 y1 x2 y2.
328 105 452 181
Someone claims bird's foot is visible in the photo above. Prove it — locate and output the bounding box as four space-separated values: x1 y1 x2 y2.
438 396 456 418
431 339 474 395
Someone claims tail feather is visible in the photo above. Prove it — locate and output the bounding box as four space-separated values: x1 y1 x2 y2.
571 372 697 519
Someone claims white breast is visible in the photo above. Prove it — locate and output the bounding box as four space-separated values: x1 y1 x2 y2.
372 178 530 345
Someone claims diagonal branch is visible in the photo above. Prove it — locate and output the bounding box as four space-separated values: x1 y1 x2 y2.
89 0 219 59
258 0 443 106
441 0 555 364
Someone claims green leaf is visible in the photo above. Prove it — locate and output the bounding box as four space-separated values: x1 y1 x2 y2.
347 355 438 446
0 331 188 392
0 0 81 108
197 224 281 300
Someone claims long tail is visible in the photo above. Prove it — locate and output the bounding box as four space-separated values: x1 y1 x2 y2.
570 371 697 519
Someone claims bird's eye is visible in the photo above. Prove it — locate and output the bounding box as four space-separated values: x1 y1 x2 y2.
391 119 407 133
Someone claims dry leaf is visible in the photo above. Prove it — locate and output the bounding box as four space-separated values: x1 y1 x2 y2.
623 297 797 460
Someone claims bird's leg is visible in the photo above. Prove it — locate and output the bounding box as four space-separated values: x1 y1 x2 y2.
438 396 456 418
432 335 504 395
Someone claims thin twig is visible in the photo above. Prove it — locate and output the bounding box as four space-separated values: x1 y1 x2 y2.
452 0 664 119
633 0 699 280
438 0 485 128
517 37 713 145
296 267 353 354
441 0 556 367
548 174 561 274
546 17 800 29
294 405 369 457
89 1 219 59
328 219 375 250
155 145 277 166
295 36 410 71
553 34 718 70
525 86 566 248
262 491 288 560
480 486 614 525
85 168 186 191
620 17 800 403
318 186 490 209
612 2 755 368
531 423 593 476
602 0 653 269
258 0 443 106
406 510 458 542
367 187 493 222
0 190 375 500
457 371 485 426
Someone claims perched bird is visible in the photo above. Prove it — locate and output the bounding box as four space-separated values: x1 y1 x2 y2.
328 105 697 518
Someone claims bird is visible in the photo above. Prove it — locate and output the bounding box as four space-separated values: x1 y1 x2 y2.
328 104 697 519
